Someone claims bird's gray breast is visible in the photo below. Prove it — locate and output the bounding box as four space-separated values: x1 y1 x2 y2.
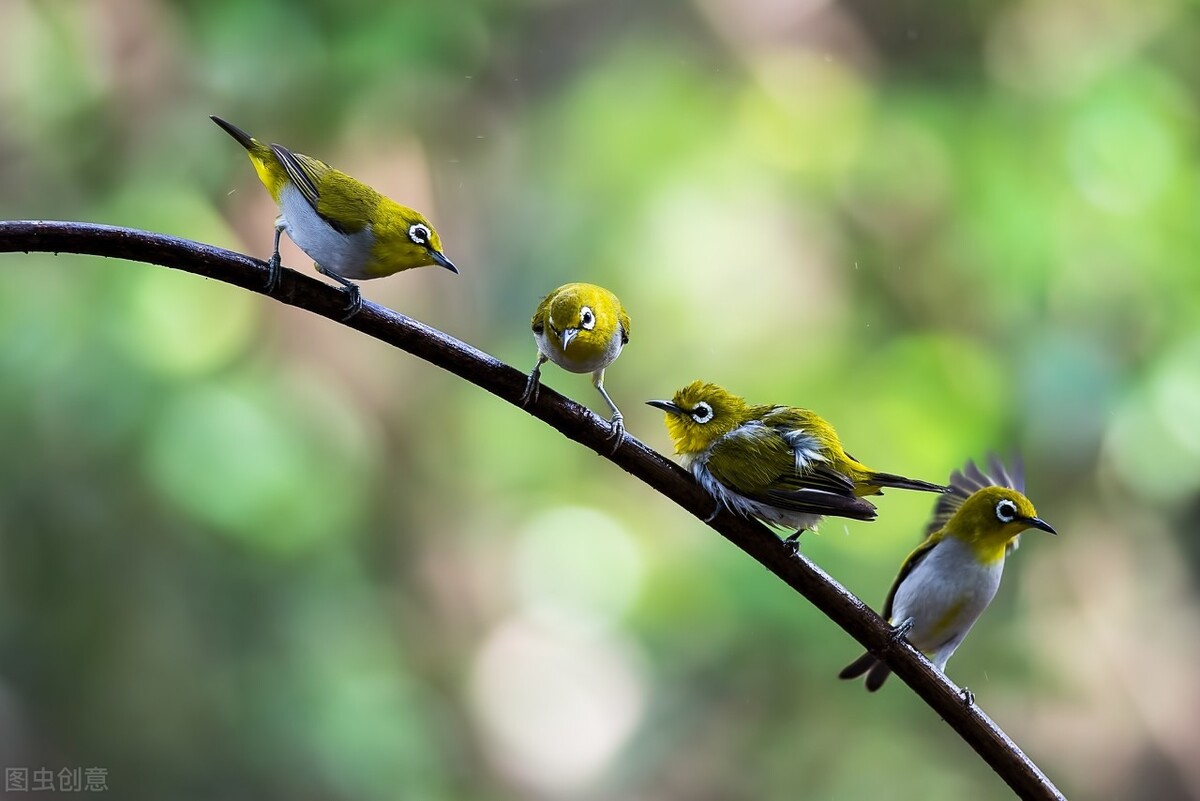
279 183 375 277
891 538 1004 651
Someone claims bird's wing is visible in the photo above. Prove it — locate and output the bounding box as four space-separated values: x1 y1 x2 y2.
617 305 631 345
985 452 1024 493
706 425 877 521
882 534 941 621
530 293 552 334
773 460 857 496
270 144 376 236
922 453 1024 538
759 409 859 495
758 485 879 521
270 144 328 210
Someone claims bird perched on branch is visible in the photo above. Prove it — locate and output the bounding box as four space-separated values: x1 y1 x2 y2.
647 381 946 539
521 283 630 451
211 116 457 320
839 455 1056 697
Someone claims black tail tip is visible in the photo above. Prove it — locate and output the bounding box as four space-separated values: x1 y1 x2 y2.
839 653 892 691
210 115 255 149
865 662 892 691
838 652 876 681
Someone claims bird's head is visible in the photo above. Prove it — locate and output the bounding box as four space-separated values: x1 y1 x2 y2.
545 284 613 354
379 204 458 274
950 486 1055 559
646 381 753 454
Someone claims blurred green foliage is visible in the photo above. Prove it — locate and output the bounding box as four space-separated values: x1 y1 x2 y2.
2 0 1200 799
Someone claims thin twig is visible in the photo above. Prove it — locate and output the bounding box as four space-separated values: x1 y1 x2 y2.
0 220 1066 801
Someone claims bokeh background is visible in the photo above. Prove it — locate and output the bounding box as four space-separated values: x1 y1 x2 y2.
1 0 1198 798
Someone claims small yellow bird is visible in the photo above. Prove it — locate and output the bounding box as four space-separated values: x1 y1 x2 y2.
647 381 946 541
521 283 630 450
839 456 1056 697
211 116 457 319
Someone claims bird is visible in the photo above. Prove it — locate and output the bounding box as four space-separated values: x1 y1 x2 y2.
839 455 1056 698
521 283 630 451
211 115 457 320
646 381 946 540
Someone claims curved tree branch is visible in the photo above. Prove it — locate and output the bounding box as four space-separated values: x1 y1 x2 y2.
0 220 1065 801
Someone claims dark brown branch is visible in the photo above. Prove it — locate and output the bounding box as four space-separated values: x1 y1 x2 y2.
0 220 1065 800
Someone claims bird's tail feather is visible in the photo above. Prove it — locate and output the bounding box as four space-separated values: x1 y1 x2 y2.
865 661 892 691
211 116 257 151
867 471 948 494
839 652 876 680
838 652 893 692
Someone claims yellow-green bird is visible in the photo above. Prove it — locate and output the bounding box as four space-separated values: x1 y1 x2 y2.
521 283 630 451
839 455 1056 697
211 116 457 319
646 381 946 541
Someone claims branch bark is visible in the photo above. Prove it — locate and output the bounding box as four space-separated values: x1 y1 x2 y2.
0 220 1065 800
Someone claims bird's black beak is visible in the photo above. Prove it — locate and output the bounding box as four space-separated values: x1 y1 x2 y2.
428 249 458 274
1022 516 1057 535
646 400 684 415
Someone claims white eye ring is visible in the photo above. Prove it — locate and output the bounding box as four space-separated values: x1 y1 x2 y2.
691 402 714 424
408 223 431 245
580 306 596 330
995 499 1017 523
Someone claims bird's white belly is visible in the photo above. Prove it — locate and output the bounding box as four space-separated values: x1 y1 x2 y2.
891 538 1003 667
279 183 375 278
535 328 623 374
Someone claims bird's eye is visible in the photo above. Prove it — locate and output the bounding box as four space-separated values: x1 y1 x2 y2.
580 306 596 330
691 402 714 424
995 499 1017 523
408 223 431 245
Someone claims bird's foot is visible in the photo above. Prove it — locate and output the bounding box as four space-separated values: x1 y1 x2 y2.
339 284 363 322
960 687 975 706
265 252 282 295
606 413 624 454
784 529 805 555
703 501 721 524
520 373 540 407
891 617 915 641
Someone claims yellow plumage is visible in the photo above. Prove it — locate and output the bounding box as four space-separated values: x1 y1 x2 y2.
840 456 1057 695
211 115 457 319
648 381 946 538
522 283 630 451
